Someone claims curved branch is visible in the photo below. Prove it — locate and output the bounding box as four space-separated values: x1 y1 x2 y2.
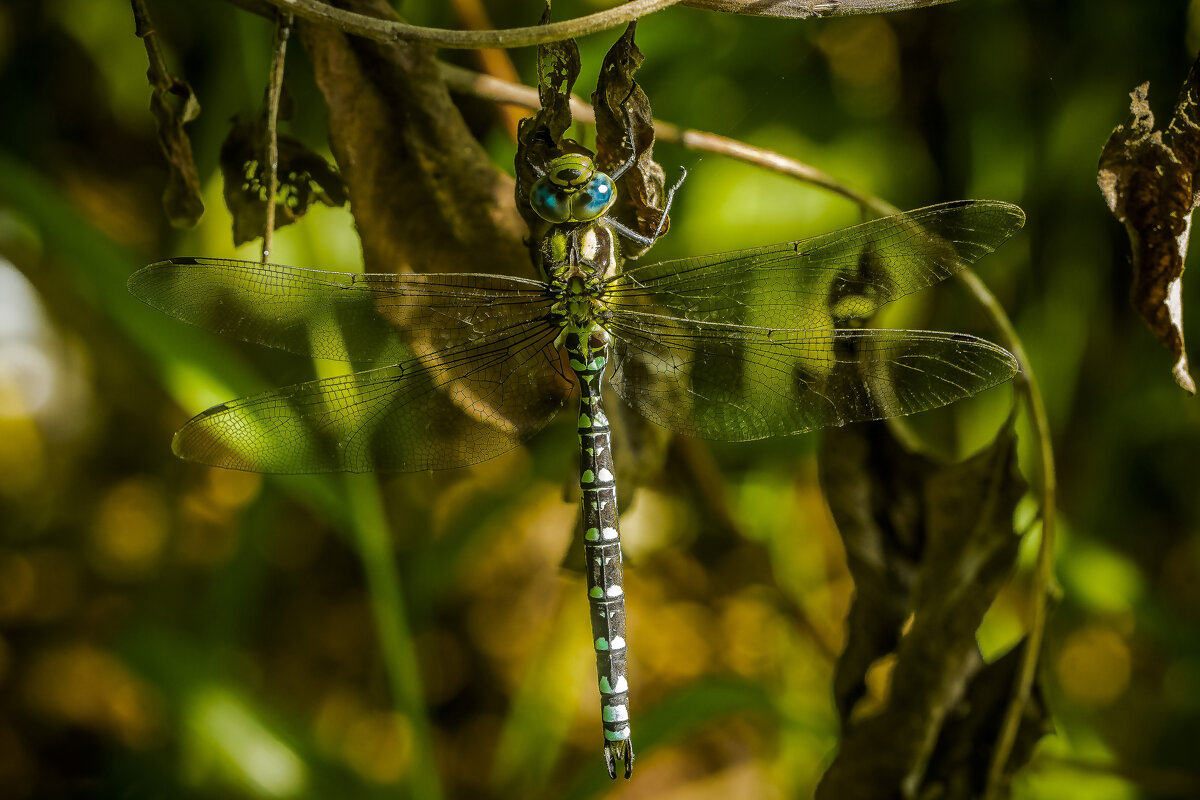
437 61 882 210
257 0 685 49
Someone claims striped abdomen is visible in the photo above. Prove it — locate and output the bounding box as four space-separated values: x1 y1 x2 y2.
567 325 633 778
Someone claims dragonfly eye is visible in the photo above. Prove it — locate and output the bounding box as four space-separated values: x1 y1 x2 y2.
531 177 572 224
570 174 616 221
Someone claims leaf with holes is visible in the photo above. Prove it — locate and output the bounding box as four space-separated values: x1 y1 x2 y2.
134 0 205 228
1098 52 1200 394
593 22 669 257
515 4 585 239
219 115 347 247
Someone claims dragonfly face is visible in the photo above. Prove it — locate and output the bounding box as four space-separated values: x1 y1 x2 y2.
531 154 618 224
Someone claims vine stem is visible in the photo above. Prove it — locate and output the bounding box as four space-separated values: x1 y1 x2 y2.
131 0 171 80
437 60 1057 797
967 270 1057 800
261 10 292 263
255 0 684 50
437 61 882 211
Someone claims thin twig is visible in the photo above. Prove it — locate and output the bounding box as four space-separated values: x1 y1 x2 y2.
256 0 684 50
448 0 526 140
437 61 881 210
261 10 292 263
973 270 1057 799
131 0 171 79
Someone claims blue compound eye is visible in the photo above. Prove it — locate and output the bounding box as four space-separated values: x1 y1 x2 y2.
531 177 571 223
570 174 616 221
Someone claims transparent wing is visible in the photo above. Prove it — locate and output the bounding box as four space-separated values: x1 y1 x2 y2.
174 318 571 473
605 201 1025 329
607 313 1017 441
129 258 554 364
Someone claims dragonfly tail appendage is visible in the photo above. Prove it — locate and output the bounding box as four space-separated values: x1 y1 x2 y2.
604 739 634 780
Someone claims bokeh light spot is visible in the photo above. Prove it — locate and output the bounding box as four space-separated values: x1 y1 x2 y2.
89 477 169 580
1055 625 1132 707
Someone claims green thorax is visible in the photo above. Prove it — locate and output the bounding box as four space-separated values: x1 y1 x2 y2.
545 219 619 337
533 154 623 341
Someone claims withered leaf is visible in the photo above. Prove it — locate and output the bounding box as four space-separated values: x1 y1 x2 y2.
219 114 347 247
593 22 670 257
1097 51 1200 394
134 0 205 228
515 5 584 241
924 641 1052 800
819 422 935 722
296 0 529 277
815 414 1031 799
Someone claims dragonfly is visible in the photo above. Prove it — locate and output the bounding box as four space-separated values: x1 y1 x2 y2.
129 149 1023 779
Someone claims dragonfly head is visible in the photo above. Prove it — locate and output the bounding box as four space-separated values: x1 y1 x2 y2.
531 154 617 224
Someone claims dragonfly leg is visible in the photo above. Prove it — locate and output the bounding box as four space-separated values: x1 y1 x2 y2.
607 164 688 254
608 101 640 180
650 166 687 242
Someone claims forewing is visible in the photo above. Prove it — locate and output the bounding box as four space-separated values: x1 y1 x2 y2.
174 318 571 473
606 201 1025 329
608 314 1017 441
129 257 553 364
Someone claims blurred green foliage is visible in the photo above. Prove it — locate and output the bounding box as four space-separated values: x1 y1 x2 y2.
0 0 1198 798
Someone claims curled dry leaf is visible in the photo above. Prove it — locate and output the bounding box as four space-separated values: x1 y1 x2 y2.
133 0 205 228
593 22 670 258
1097 52 1200 394
816 416 1034 799
219 115 347 247
515 5 584 244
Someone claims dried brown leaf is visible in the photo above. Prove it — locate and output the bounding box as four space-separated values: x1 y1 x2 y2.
592 23 670 257
924 641 1052 799
1098 52 1200 394
816 415 1031 799
297 0 529 277
134 0 205 228
219 115 347 247
514 5 584 242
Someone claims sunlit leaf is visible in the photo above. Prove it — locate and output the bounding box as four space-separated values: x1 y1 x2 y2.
1097 52 1200 394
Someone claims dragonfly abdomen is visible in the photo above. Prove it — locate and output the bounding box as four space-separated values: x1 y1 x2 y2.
568 326 634 778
